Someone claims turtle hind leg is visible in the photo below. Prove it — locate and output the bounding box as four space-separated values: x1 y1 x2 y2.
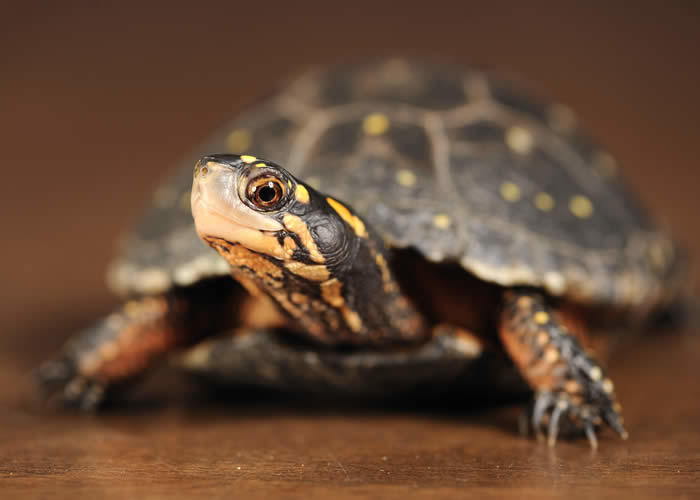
38 277 237 410
498 289 627 448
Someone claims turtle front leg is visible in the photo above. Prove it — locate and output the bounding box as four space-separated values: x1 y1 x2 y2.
38 278 237 410
499 289 627 448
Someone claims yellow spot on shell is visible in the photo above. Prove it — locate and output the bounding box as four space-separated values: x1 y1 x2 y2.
395 169 417 187
240 155 257 163
295 184 310 204
506 126 534 154
500 181 521 202
533 311 549 325
326 197 367 238
433 213 451 230
534 192 555 212
569 195 594 218
226 129 251 153
362 113 390 136
589 366 603 381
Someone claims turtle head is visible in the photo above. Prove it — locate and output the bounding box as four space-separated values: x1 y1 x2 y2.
191 153 426 344
191 154 357 269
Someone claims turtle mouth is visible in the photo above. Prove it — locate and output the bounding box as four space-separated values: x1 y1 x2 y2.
191 160 286 258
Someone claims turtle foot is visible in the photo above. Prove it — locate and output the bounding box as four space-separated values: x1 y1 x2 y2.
526 389 627 449
37 356 107 411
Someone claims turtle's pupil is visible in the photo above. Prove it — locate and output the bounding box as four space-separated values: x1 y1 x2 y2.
246 175 286 210
258 184 277 203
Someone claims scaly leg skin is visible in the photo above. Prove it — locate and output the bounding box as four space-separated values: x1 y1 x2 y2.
499 289 627 449
38 278 237 410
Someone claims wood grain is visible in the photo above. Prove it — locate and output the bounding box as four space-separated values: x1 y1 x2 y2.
1 3 698 498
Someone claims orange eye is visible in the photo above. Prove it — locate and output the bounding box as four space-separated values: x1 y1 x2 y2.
246 176 287 210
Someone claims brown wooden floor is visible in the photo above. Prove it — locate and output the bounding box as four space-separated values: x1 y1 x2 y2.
1 3 699 499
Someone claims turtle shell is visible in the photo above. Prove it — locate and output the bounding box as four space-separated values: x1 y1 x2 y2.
109 59 684 310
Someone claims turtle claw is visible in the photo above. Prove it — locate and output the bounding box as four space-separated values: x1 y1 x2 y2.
584 421 599 450
37 356 106 411
37 357 76 397
528 390 628 449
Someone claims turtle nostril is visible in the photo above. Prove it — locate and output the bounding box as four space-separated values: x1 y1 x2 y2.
194 163 210 180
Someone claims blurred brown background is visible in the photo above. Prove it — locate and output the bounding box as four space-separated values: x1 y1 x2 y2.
1 2 699 499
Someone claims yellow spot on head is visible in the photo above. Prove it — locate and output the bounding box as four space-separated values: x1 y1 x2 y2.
282 214 326 263
534 192 555 212
569 195 594 218
362 113 390 136
500 181 521 202
320 278 345 307
240 155 257 163
295 184 310 204
395 169 417 187
254 162 267 168
506 126 534 154
283 236 297 258
433 213 451 230
533 311 549 325
326 197 367 238
284 261 330 281
290 292 310 306
226 129 251 153
342 308 363 333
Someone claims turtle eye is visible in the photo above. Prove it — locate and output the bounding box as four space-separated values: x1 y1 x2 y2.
246 175 287 211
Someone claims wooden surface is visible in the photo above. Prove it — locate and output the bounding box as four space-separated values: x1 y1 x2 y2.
1 3 699 498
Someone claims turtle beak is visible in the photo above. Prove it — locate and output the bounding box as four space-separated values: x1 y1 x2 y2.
191 157 284 240
191 158 223 209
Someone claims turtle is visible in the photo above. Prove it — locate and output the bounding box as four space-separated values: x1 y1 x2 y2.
38 59 687 447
